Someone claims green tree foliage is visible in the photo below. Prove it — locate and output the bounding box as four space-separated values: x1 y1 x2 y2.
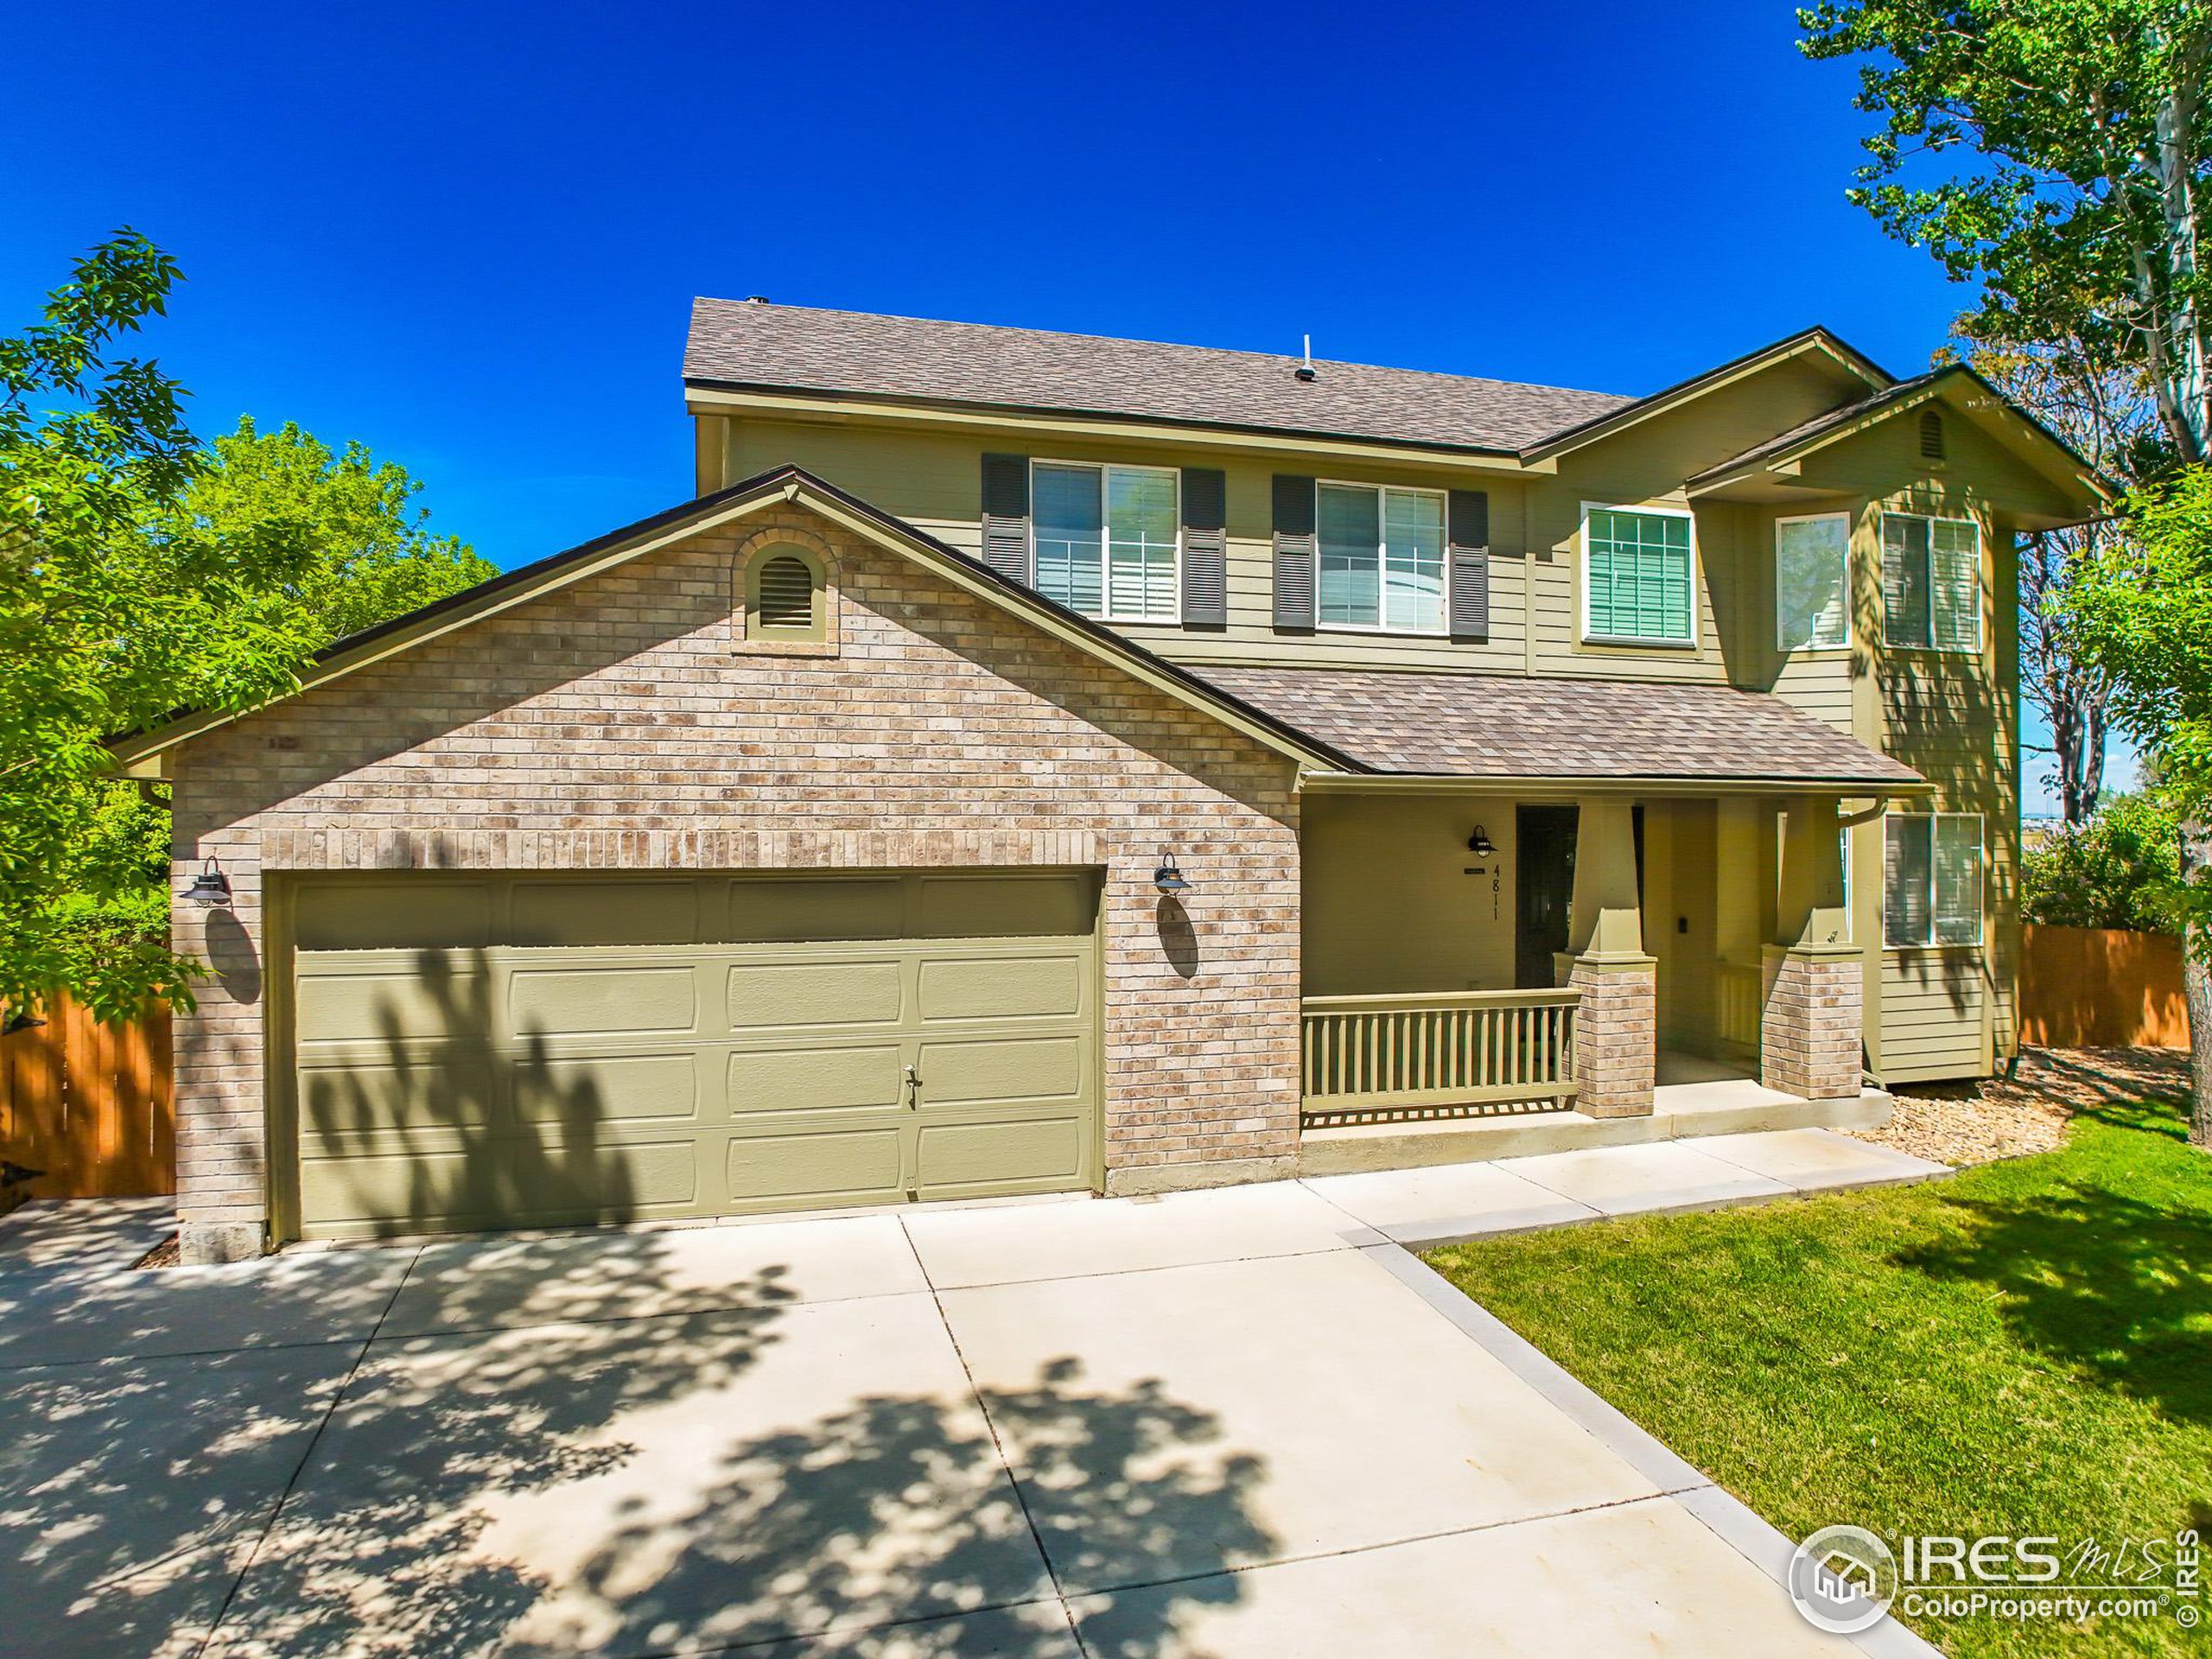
1800 1 2209 463
2069 467 2212 832
2068 465 2212 1143
1 233 320 1020
175 417 493 646
1 234 493 1022
2021 790 2183 929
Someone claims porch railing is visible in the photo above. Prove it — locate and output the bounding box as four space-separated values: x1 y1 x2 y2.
1716 958 1764 1065
1300 988 1580 1128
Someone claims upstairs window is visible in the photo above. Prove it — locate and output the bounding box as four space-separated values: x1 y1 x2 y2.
1881 512 1980 652
1317 483 1445 632
1885 813 1983 946
1032 461 1179 621
1584 505 1695 645
1776 512 1851 652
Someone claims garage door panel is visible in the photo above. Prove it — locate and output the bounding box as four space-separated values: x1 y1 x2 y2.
511 880 701 948
918 1117 1086 1194
725 879 904 944
296 969 495 1046
727 1128 904 1206
728 1044 905 1116
917 875 1094 940
297 1058 501 1139
294 881 493 951
300 1135 702 1236
728 960 904 1028
918 954 1084 1021
514 1053 701 1126
919 1036 1085 1106
510 967 699 1036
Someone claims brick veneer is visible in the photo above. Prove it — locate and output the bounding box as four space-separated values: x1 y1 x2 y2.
168 502 1304 1261
1760 945 1864 1101
1566 957 1657 1118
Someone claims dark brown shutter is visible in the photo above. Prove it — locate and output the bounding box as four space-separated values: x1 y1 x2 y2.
1447 488 1491 641
1272 474 1316 629
1179 467 1227 626
980 453 1032 584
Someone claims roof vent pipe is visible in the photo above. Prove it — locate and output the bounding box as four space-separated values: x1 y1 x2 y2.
1294 334 1316 382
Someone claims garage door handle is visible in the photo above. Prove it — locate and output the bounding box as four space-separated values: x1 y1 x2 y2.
905 1065 921 1106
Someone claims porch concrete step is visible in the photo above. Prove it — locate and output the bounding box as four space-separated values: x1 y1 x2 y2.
1298 1084 1893 1178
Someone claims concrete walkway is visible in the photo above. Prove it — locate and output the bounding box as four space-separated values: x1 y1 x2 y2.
2 1133 1943 1658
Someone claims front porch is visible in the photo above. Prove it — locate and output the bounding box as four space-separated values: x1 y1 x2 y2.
1297 785 1887 1171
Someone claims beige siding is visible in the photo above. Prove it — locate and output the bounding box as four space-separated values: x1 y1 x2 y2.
1880 950 1991 1081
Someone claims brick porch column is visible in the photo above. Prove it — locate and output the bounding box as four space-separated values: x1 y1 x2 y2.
1563 798 1656 1118
1761 794 1864 1100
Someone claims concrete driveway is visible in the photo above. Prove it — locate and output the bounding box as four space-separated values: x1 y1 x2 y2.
2 1173 1927 1658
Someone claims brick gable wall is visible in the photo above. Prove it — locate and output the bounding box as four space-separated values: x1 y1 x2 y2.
168 504 1303 1257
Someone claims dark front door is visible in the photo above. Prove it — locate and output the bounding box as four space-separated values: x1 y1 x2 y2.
1516 804 1578 988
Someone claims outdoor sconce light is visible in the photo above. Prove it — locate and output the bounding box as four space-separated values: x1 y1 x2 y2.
1466 826 1496 857
182 856 232 907
1153 854 1191 895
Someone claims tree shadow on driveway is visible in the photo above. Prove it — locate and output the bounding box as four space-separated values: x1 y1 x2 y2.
6 1227 1276 1659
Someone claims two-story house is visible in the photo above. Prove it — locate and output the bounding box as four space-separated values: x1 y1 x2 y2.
118 301 2109 1262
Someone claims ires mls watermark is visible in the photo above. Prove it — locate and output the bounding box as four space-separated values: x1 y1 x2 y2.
1788 1524 2202 1635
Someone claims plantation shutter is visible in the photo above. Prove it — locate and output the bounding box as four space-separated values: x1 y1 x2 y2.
980 454 1033 585
1930 521 1980 652
1884 817 1932 946
1272 474 1316 629
1882 515 1931 647
1180 467 1227 626
1446 488 1491 641
1932 815 1984 944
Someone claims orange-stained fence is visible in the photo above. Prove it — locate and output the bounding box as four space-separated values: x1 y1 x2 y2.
2019 925 2190 1050
0 995 174 1199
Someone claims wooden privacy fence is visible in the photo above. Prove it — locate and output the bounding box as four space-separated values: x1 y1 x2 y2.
1300 988 1580 1127
0 994 174 1199
2018 925 2189 1050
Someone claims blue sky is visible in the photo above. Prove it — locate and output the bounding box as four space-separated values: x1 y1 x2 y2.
9 1 2101 809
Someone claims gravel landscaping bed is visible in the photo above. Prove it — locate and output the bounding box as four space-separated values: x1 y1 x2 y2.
1848 1045 2190 1166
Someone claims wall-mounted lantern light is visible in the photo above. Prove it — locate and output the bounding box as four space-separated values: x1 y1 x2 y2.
1466 826 1496 857
1153 853 1190 895
182 856 232 906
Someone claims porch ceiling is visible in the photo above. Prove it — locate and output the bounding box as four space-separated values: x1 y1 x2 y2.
1194 666 1926 791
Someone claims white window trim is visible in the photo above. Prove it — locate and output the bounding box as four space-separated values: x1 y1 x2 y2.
1580 500 1700 649
1884 810 1986 950
1313 479 1450 638
1878 510 1983 654
1775 510 1853 654
1028 459 1182 625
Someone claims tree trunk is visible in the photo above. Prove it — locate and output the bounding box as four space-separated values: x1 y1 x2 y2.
2051 689 2107 824
2154 65 2209 463
2183 822 2212 1149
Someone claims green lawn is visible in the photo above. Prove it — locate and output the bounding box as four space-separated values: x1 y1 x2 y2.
1424 1093 2212 1658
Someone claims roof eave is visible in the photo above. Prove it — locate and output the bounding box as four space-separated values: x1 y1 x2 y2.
1298 770 1933 798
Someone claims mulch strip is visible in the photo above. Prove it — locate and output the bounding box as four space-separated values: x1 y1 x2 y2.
1847 1045 2190 1167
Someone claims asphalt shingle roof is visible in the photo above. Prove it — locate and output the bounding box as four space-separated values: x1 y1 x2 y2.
684 298 1635 453
1195 666 1924 786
